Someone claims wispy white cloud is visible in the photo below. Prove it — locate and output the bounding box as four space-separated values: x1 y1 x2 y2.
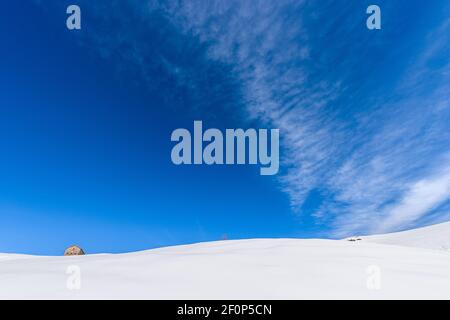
326 15 450 235
373 162 450 233
158 0 343 203
158 1 450 235
72 0 450 236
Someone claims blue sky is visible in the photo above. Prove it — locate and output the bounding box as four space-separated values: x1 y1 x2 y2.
0 1 449 255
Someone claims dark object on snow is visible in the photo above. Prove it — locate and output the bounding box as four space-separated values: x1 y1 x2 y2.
64 245 85 256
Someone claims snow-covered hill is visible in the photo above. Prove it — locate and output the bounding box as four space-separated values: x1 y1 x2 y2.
363 221 450 251
1 222 450 299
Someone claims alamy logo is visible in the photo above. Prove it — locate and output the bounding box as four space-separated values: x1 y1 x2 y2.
66 265 81 290
171 121 279 175
366 265 381 290
366 5 381 30
66 5 81 30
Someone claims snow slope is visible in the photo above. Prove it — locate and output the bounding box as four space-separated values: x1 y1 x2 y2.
363 221 450 251
0 222 450 299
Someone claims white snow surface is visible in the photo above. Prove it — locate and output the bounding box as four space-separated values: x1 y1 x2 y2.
363 221 450 251
1 222 450 299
